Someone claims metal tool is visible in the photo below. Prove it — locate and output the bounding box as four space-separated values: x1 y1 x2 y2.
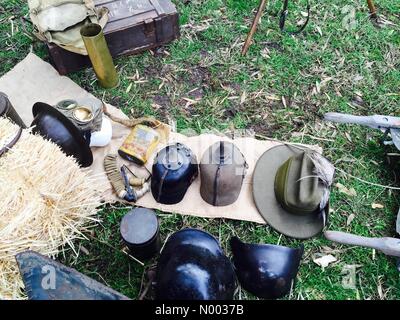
324 112 400 151
121 165 137 202
104 154 150 202
16 251 129 300
324 231 400 258
120 165 150 202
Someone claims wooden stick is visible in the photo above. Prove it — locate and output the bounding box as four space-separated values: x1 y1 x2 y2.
241 0 268 56
324 231 400 257
367 0 377 18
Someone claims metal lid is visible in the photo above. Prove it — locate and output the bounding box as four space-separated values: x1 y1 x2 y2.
120 208 159 245
157 143 192 171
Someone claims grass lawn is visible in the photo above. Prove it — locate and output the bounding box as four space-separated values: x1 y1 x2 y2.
0 0 399 300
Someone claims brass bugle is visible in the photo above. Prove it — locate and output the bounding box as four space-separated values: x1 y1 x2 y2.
80 23 119 89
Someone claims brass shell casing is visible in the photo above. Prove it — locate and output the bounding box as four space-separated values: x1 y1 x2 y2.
80 23 119 89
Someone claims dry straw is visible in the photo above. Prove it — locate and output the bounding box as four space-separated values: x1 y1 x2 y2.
0 118 101 299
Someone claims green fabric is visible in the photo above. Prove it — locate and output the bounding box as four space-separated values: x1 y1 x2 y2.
274 152 323 216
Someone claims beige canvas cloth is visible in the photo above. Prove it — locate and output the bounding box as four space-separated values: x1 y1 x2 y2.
28 0 109 55
0 53 320 224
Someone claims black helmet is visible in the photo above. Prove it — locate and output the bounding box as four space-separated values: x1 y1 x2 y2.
151 143 198 204
230 236 303 299
31 102 93 167
156 229 236 300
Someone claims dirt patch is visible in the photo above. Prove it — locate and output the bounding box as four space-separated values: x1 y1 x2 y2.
107 95 123 108
152 94 173 120
142 60 164 79
152 95 171 108
187 65 211 87
187 87 204 100
250 121 281 137
262 42 284 53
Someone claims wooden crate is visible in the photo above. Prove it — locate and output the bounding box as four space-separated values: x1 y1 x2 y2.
47 0 180 75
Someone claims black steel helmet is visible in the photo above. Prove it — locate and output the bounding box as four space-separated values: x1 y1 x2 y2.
155 229 236 300
31 102 93 167
151 143 198 204
230 236 303 299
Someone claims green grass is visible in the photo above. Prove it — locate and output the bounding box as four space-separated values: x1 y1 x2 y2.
1 0 399 300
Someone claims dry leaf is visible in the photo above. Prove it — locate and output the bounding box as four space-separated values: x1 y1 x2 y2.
353 75 364 82
79 245 90 256
282 96 287 108
341 264 362 290
347 213 355 226
260 47 270 59
126 82 133 93
377 278 384 299
321 246 335 252
240 91 247 104
315 81 321 93
313 254 337 268
371 203 384 209
345 132 352 142
336 183 357 197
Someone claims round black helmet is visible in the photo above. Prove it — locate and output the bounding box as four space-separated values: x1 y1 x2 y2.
156 229 236 300
31 102 93 167
230 236 303 299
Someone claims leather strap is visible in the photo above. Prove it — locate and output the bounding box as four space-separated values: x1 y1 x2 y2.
279 0 310 34
156 169 169 203
212 141 225 206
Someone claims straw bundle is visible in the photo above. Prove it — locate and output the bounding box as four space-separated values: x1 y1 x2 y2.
0 118 101 299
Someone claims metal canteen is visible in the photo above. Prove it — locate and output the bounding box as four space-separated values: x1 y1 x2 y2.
230 236 303 299
155 229 236 300
151 143 198 204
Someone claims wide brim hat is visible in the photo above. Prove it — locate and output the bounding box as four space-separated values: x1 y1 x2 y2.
32 102 93 167
252 144 328 239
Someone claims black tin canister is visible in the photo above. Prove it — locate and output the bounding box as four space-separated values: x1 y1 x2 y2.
120 208 161 260
0 92 26 128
